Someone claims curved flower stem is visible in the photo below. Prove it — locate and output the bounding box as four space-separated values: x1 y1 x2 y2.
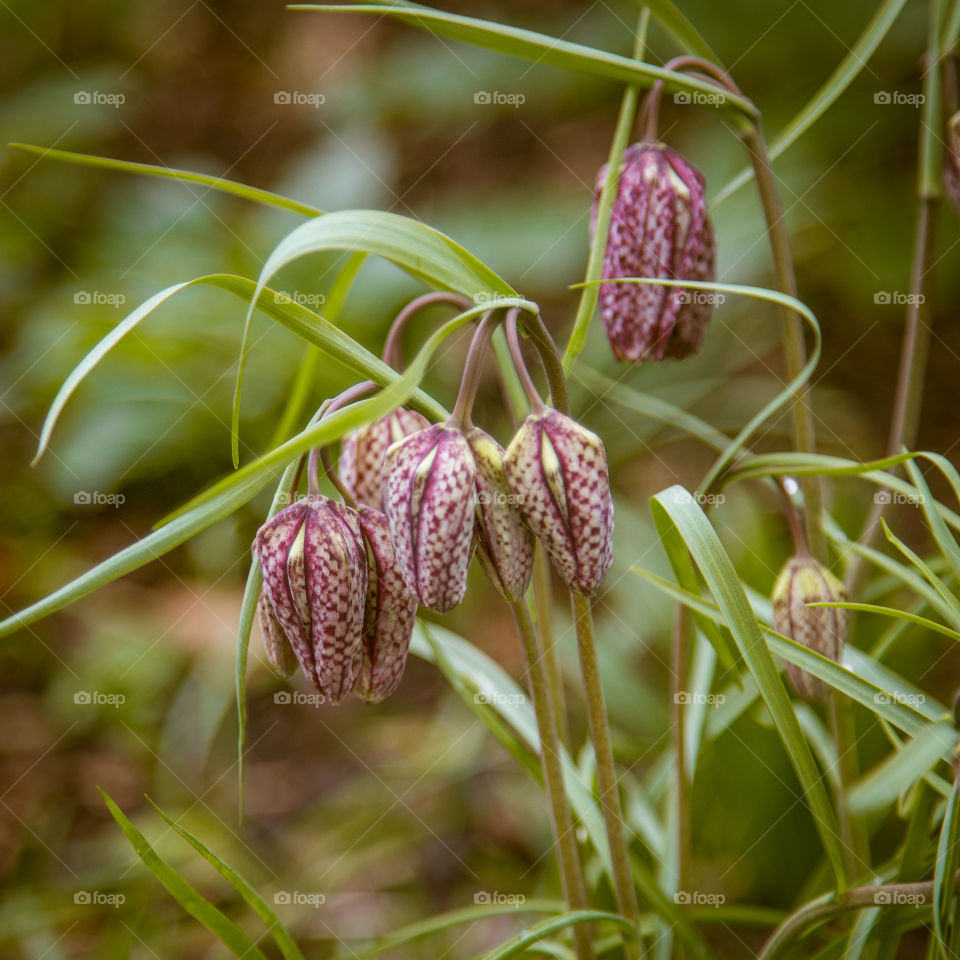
759 870 960 960
506 310 547 411
510 600 595 960
521 311 570 415
572 592 642 949
383 291 474 371
449 310 499 429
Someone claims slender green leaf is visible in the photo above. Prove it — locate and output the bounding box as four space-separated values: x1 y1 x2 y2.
236 560 261 820
293 4 755 117
346 900 564 960
99 790 269 960
848 722 957 815
649 486 847 887
148 799 304 960
480 910 634 960
632 0 720 62
231 208 517 465
711 0 909 206
934 779 960 957
906 457 960 584
810 602 960 645
8 143 321 216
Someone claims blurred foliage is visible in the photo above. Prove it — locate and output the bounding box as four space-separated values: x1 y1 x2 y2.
1 0 959 957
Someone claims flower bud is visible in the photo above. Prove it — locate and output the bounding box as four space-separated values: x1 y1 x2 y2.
503 409 613 596
772 555 848 702
593 143 715 362
468 427 534 601
340 409 431 510
253 497 367 704
382 424 477 613
354 506 418 702
257 589 299 677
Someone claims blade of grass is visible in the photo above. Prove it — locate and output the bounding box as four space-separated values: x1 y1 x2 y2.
99 790 269 960
480 911 635 960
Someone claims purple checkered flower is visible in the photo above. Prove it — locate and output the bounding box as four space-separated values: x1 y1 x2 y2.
253 496 367 704
354 506 418 702
340 408 430 510
468 427 535 602
257 589 299 678
381 424 477 612
593 142 716 362
503 409 613 596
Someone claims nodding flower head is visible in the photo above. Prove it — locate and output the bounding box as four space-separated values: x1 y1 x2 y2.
772 555 848 702
468 427 535 602
257 589 299 678
503 409 613 596
340 409 430 510
593 142 715 363
354 506 419 703
381 423 477 613
253 496 367 704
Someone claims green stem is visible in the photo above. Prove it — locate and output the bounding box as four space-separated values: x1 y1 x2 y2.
827 689 867 880
562 11 649 372
572 592 642 950
671 605 693 900
449 310 499 428
510 601 595 960
739 123 826 561
533 545 569 748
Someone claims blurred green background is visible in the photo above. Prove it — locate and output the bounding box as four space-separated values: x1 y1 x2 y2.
1 0 958 956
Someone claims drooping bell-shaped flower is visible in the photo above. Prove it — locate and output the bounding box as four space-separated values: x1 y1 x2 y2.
354 506 418 703
593 142 716 362
503 409 613 596
257 589 299 678
381 423 477 613
468 427 534 602
772 555 848 702
340 409 431 510
253 497 367 704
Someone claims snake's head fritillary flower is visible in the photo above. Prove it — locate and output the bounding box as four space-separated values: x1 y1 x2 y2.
593 142 716 363
382 424 477 613
340 409 431 510
468 427 534 602
503 409 613 596
944 111 960 214
772 555 848 702
354 506 418 703
253 496 367 704
257 588 299 678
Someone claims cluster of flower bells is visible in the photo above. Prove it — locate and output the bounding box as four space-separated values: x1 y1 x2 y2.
253 399 614 705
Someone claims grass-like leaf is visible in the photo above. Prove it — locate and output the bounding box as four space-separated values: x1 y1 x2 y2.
148 798 305 960
631 0 721 63
848 722 958 815
292 4 755 118
8 143 321 216
231 208 518 466
934 779 960 957
650 485 849 888
479 910 635 960
100 790 270 960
